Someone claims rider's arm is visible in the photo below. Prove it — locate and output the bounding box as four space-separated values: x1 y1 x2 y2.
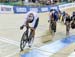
20 14 28 30
20 25 25 30
30 17 39 30
30 19 36 30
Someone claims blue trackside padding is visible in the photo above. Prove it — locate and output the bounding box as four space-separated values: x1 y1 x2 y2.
21 35 75 57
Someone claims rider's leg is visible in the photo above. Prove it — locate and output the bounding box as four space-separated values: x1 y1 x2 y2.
28 29 35 48
28 18 39 48
52 21 56 35
66 22 70 36
66 27 69 36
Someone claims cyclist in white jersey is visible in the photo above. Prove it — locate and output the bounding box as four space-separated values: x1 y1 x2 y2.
20 11 39 47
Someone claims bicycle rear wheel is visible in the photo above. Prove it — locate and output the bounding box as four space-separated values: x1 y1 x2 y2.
20 31 28 51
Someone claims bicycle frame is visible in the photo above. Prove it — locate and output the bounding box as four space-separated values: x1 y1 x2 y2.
20 27 34 51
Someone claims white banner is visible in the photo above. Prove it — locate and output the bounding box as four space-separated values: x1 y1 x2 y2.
59 2 75 10
0 5 14 14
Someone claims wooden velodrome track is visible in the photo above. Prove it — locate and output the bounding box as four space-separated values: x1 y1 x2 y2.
0 7 75 57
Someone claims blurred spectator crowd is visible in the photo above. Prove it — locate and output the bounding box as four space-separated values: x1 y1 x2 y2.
30 0 75 5
0 0 75 5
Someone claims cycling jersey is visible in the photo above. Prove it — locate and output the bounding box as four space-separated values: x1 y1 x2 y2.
65 16 71 23
49 10 58 21
23 11 39 29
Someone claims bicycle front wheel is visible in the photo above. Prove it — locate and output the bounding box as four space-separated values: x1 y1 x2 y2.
20 32 27 51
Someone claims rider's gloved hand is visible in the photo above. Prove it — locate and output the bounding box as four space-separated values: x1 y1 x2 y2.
20 25 24 30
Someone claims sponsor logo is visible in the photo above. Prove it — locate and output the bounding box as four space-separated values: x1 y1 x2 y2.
0 5 13 14
41 7 48 12
1 7 11 11
15 7 27 13
50 6 58 10
30 8 38 12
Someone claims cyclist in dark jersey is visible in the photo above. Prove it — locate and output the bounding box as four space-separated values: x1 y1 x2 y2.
48 9 58 36
71 12 75 29
65 13 71 36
